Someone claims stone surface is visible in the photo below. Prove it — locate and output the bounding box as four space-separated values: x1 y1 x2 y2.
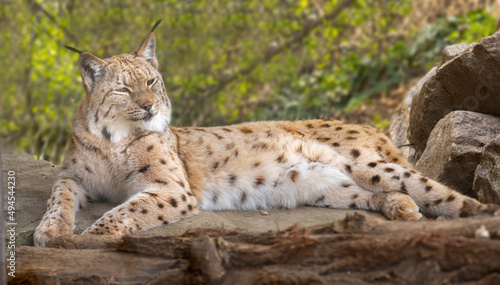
408 31 500 159
473 135 500 205
390 67 436 163
441 43 474 64
1 149 384 246
415 111 500 197
408 73 454 159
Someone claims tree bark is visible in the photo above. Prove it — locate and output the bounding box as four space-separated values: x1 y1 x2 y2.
11 212 500 284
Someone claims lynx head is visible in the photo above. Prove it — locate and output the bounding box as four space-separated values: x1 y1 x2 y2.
71 20 171 142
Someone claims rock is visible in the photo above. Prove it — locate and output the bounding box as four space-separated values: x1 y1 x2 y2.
441 43 474 64
408 31 500 159
473 135 500 205
390 67 436 163
438 44 500 115
415 111 500 197
1 151 117 246
408 73 454 159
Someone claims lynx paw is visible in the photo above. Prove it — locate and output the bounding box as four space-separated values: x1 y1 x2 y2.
34 228 52 247
460 199 500 217
82 216 129 236
383 192 422 221
82 224 124 236
34 219 72 247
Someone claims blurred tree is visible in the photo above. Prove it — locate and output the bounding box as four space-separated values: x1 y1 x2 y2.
0 0 497 163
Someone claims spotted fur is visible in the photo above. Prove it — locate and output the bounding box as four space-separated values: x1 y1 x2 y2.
34 21 484 247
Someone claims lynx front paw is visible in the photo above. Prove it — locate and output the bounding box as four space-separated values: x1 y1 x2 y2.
81 216 130 236
34 227 52 247
34 219 73 247
383 192 422 221
81 224 125 236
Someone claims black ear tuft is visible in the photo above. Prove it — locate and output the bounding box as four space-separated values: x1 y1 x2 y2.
150 19 162 33
64 45 84 54
135 20 161 69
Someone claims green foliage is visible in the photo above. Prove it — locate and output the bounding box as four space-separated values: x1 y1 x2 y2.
409 9 498 68
0 1 497 163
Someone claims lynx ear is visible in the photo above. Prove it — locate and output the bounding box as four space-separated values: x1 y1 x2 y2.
79 52 107 93
135 20 162 69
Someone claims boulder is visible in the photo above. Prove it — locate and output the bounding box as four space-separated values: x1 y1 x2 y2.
438 44 500 115
440 43 474 64
473 135 500 205
415 111 500 197
390 67 436 163
407 73 454 160
408 31 500 159
1 151 116 246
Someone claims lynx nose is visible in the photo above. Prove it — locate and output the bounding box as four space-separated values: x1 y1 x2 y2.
141 102 153 111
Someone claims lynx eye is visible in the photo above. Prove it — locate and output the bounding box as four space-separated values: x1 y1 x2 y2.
118 87 130 93
146 79 156 86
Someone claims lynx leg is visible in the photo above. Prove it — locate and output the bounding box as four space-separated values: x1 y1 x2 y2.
345 156 481 218
311 184 421 221
381 192 422 221
283 140 421 220
34 177 87 246
82 184 199 236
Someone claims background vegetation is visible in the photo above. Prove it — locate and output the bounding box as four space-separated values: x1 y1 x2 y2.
0 0 498 163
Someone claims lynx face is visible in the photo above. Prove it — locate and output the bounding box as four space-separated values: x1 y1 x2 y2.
78 33 171 142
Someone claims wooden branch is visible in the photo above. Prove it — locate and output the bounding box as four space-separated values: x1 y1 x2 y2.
111 213 500 258
12 230 500 284
46 234 119 249
189 235 226 285
306 210 500 237
13 211 500 284
46 212 500 252
9 246 188 284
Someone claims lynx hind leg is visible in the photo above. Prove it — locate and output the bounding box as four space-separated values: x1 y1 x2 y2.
311 181 421 221
345 151 481 218
381 192 422 221
290 140 420 220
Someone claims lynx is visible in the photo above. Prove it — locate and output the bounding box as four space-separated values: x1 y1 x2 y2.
34 21 485 247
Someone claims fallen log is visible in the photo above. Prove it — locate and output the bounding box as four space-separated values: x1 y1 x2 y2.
11 231 500 284
46 212 500 252
10 211 500 284
9 247 188 285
